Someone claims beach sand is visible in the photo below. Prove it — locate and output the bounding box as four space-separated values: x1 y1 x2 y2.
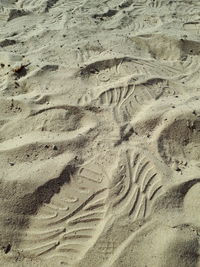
0 0 199 266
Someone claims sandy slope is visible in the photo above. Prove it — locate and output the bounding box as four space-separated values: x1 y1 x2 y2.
0 0 200 266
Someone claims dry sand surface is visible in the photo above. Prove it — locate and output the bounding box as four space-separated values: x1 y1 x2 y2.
0 0 200 266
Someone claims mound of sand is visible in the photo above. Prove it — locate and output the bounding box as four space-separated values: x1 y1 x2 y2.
0 0 199 266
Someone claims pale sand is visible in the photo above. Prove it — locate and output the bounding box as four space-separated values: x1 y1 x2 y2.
0 0 200 266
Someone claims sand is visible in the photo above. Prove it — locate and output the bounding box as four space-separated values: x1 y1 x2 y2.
0 0 200 266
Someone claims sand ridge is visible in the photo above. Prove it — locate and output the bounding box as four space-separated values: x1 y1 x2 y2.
0 0 200 266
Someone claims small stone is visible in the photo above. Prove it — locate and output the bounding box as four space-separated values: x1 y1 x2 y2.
9 162 15 166
172 161 181 171
53 145 58 150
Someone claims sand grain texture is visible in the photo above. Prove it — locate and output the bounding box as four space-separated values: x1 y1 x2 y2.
0 0 200 266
